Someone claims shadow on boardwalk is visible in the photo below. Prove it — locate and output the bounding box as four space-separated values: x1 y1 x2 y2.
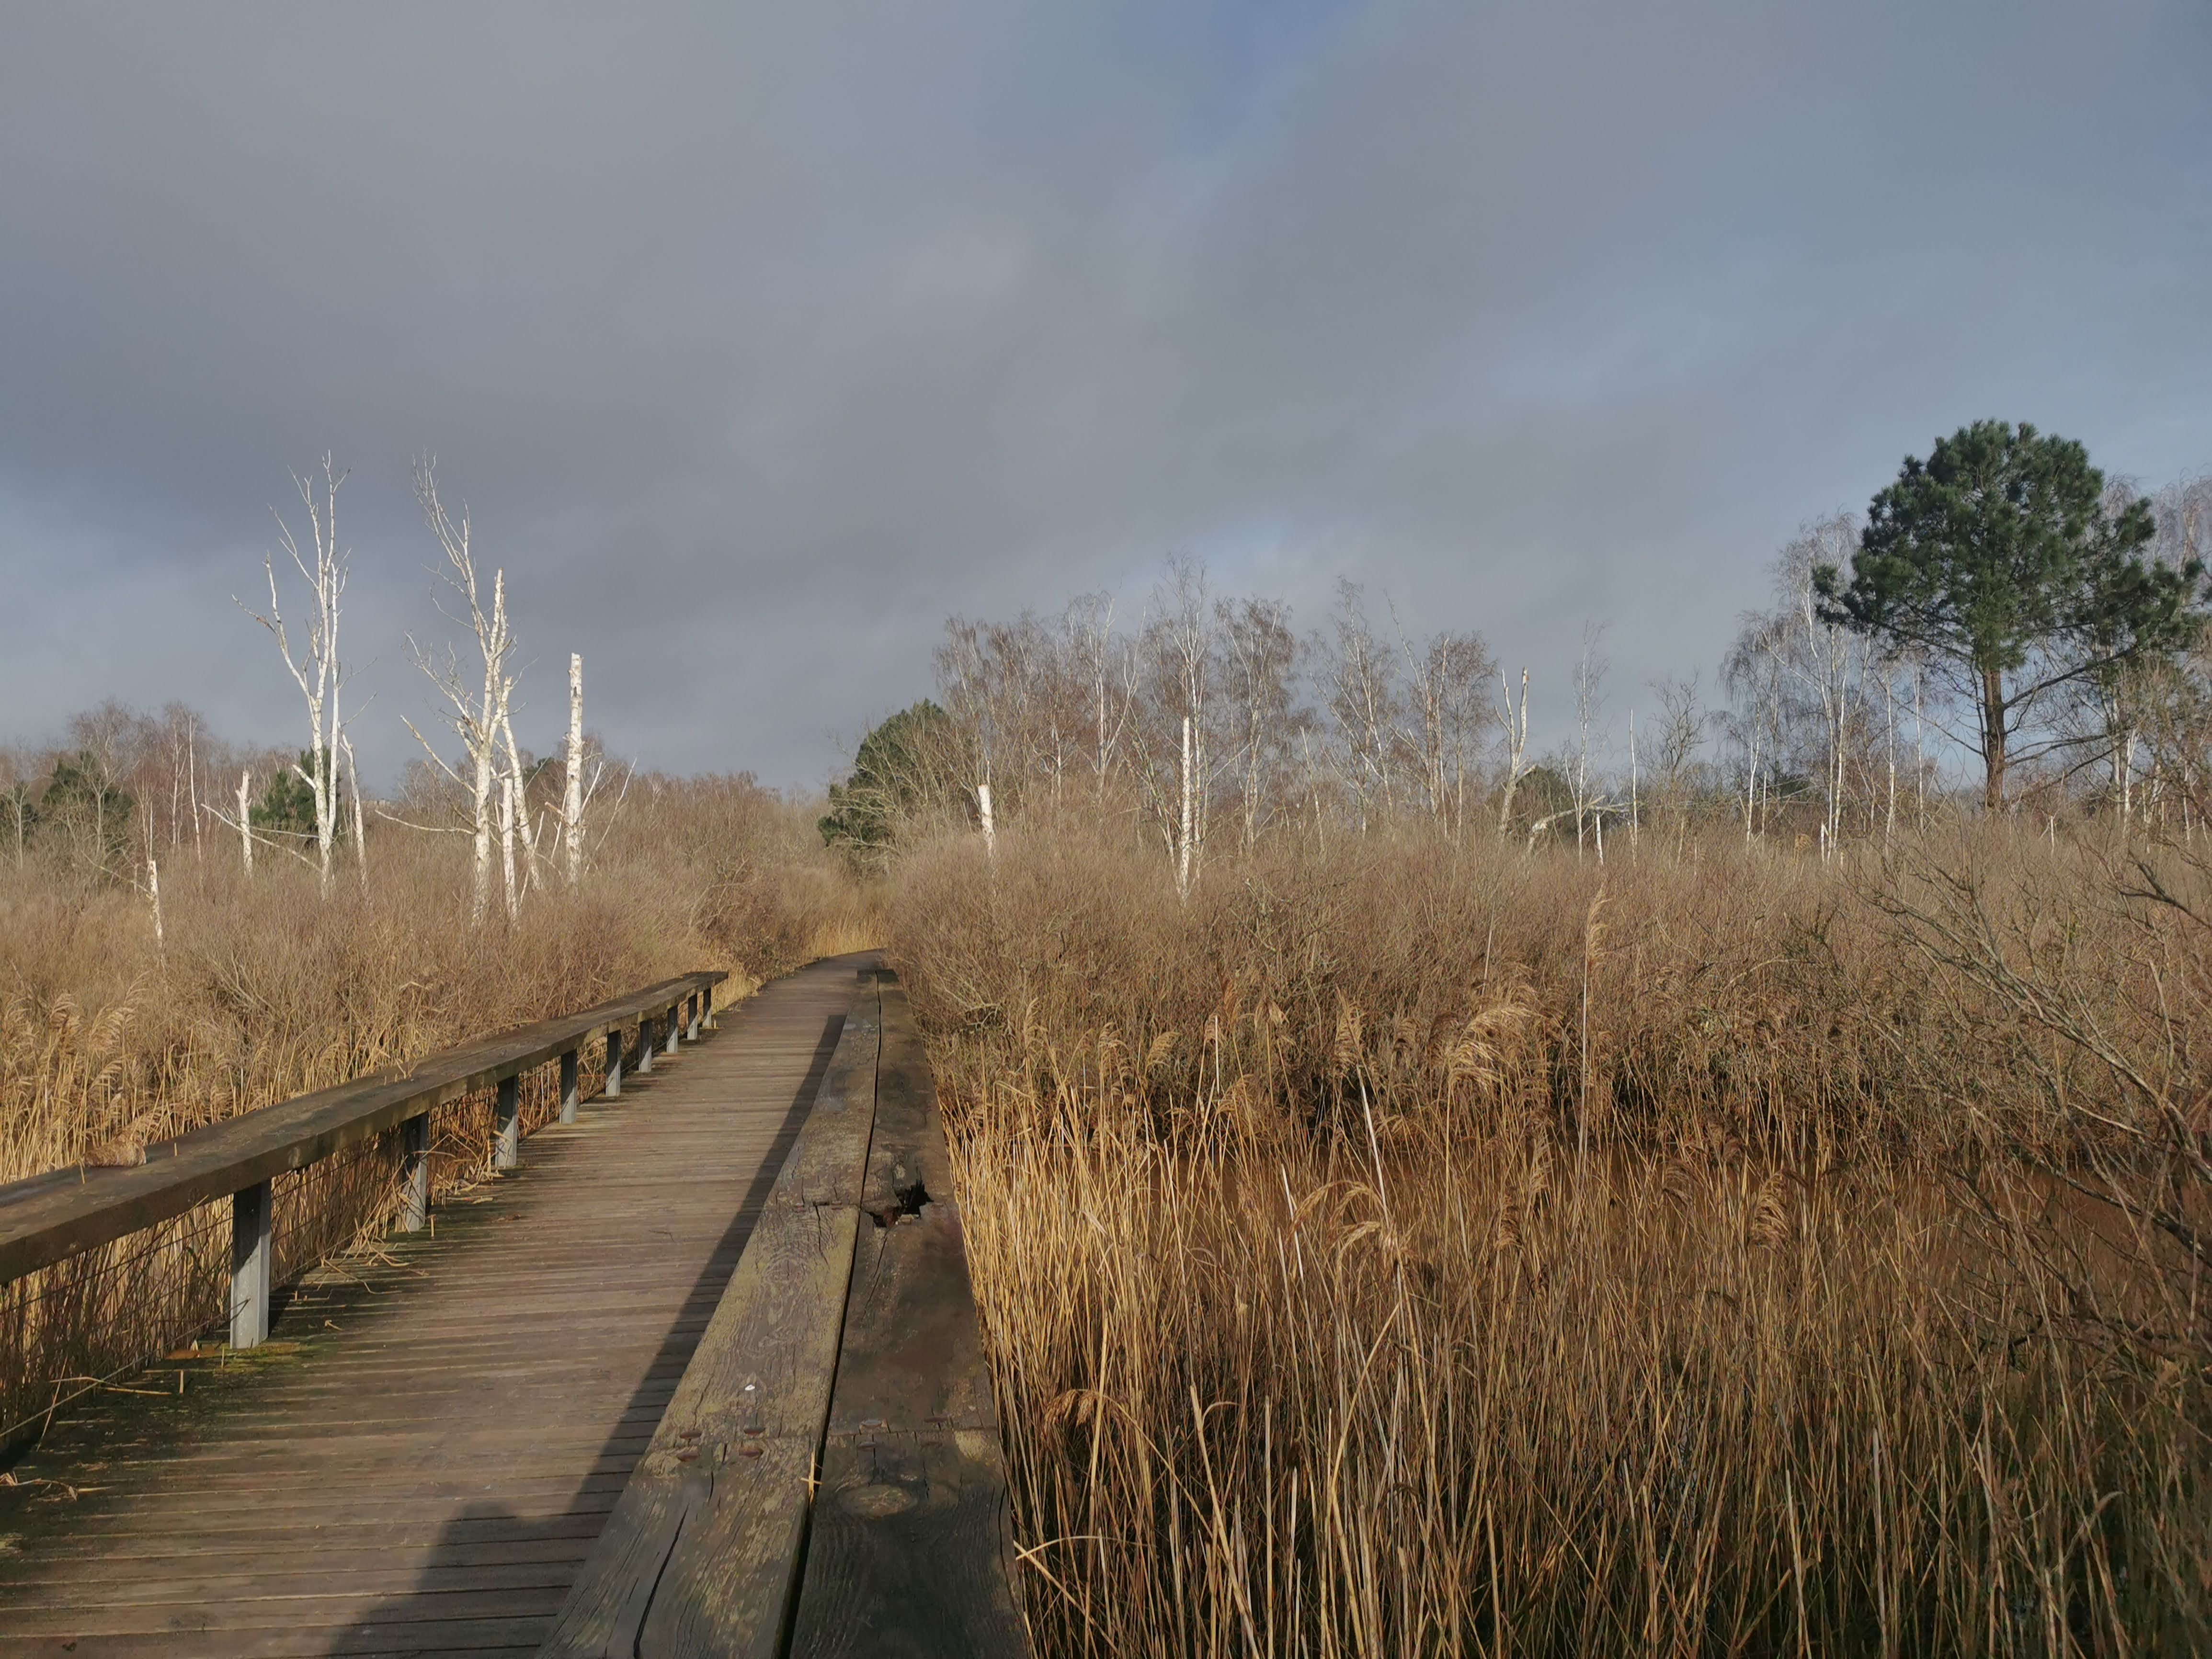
321 1006 847 1657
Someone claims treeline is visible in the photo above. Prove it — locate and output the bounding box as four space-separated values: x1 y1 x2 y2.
824 424 2212 871
0 701 286 879
1 694 625 901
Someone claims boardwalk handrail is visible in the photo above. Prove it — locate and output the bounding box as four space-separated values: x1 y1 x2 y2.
0 970 727 1344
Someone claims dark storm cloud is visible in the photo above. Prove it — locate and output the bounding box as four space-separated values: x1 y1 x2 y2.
3 1 2207 785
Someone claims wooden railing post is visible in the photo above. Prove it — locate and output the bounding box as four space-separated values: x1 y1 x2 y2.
684 992 700 1042
662 1004 680 1058
494 1074 521 1170
703 982 715 1031
230 1179 274 1349
559 1049 580 1124
605 1028 625 1097
638 1015 655 1075
399 1113 431 1232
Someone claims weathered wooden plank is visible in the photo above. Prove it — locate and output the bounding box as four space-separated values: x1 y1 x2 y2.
0 958 871 1648
0 1622 551 1657
0 1557 581 1609
540 982 882 1658
787 980 1027 1658
0 1583 571 1634
799 1431 1024 1659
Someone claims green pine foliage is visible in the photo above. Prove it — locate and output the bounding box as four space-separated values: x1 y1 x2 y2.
1816 420 2204 806
819 701 958 865
251 756 319 837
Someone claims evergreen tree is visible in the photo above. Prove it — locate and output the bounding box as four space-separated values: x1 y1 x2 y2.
252 753 323 839
1816 420 2202 808
819 702 959 864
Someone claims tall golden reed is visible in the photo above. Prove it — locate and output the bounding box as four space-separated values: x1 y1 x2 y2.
889 821 2211 1655
0 778 875 1442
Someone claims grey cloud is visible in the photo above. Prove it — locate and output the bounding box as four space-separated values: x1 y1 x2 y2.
2 0 2206 786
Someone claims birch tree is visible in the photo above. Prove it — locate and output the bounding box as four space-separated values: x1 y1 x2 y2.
935 618 1003 858
1143 559 1213 896
1397 623 1495 838
564 653 587 885
1064 595 1137 814
1571 624 1610 859
1218 595 1299 854
1323 582 1397 832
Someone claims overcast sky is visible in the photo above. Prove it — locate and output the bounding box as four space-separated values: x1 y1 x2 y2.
3 1 2207 790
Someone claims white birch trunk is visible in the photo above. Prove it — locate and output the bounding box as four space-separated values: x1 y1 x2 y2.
1177 714 1195 899
472 581 500 923
565 653 585 886
237 770 254 875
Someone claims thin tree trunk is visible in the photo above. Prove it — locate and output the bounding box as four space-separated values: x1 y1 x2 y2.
1178 714 1195 899
237 770 254 875
565 653 586 886
1628 710 1638 856
1981 666 2008 812
1884 670 1897 845
343 732 368 889
500 773 519 920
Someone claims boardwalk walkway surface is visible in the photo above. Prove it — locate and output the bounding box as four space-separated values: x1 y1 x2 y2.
0 954 873 1656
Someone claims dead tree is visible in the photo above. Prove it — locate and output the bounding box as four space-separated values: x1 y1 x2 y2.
1494 667 1534 838
240 455 356 894
564 653 586 885
405 458 521 924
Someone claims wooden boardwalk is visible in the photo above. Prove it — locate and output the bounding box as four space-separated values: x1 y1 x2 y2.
0 955 872 1656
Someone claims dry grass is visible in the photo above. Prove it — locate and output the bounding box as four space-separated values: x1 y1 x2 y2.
0 777 878 1443
888 823 2212 1655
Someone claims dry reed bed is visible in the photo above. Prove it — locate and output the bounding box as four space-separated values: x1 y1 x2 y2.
0 779 873 1443
889 824 2212 1655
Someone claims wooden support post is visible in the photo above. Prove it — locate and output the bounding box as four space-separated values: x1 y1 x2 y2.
605 1028 625 1097
560 1048 580 1124
703 982 715 1031
230 1179 274 1350
495 1074 521 1170
399 1113 430 1232
638 1015 655 1075
663 1005 680 1058
684 992 700 1042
